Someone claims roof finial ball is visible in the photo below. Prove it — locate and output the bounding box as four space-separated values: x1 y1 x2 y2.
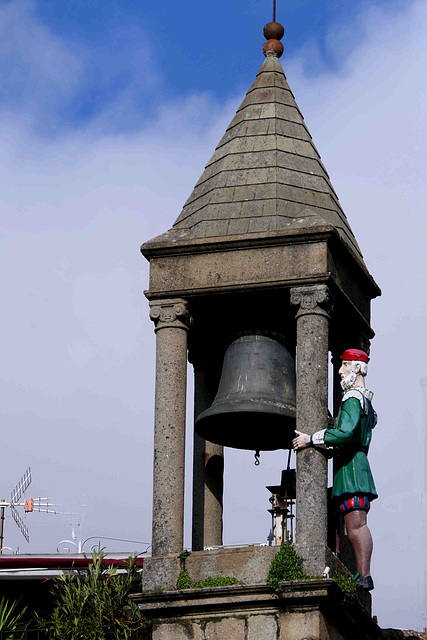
263 21 284 58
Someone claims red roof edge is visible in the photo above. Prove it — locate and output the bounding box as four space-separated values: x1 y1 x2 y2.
0 557 144 570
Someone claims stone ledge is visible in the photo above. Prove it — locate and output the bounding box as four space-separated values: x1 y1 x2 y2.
134 580 382 640
136 580 333 616
141 544 370 616
142 225 338 256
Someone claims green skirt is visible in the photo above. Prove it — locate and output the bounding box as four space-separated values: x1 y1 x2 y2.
332 450 378 501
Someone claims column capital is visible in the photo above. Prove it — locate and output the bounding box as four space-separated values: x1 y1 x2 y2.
149 298 191 332
290 285 333 319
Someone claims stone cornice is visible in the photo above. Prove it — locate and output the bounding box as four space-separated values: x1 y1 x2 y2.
141 225 380 300
143 225 337 257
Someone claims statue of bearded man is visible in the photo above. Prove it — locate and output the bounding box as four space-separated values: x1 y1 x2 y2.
292 349 377 591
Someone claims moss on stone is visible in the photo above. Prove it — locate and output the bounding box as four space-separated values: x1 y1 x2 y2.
192 576 239 589
176 571 239 590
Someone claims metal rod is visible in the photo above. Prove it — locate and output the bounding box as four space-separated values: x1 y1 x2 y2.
273 0 276 22
0 505 4 553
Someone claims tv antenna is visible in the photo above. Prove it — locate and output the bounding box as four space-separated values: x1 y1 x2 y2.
0 467 60 552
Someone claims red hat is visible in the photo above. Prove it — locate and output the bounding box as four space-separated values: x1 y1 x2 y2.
340 349 370 363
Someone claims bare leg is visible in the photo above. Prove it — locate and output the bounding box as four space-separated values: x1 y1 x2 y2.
343 509 373 577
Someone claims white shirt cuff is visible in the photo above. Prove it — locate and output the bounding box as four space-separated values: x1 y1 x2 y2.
312 429 326 446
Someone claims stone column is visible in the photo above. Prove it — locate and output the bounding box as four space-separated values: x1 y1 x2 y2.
290 285 332 575
149 299 190 557
192 364 224 551
192 363 224 550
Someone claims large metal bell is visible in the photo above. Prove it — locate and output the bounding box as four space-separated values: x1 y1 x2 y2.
195 334 296 451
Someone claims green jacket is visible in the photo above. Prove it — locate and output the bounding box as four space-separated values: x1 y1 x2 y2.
325 392 378 501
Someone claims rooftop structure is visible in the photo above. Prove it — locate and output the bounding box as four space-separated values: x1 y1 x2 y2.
139 13 381 640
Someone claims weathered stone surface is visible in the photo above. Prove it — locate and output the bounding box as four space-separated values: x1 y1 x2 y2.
148 239 329 297
192 434 223 550
276 167 330 191
278 610 347 640
247 217 271 233
152 621 202 640
149 299 190 557
218 117 311 143
142 554 181 592
280 610 322 640
187 546 277 586
238 86 297 109
227 218 251 235
247 614 278 639
276 134 319 158
277 182 337 208
137 580 381 640
291 285 331 576
192 365 223 551
142 546 278 591
204 617 246 639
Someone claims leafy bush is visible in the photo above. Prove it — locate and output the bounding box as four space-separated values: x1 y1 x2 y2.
176 570 193 589
0 596 28 639
41 550 147 640
333 573 357 600
266 542 308 592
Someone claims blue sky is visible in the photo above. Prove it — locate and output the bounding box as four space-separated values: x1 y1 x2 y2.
1 0 427 631
0 0 410 134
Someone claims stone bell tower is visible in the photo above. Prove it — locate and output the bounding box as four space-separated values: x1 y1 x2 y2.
139 16 381 640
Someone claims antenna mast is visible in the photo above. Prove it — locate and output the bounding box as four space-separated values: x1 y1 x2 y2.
0 467 64 551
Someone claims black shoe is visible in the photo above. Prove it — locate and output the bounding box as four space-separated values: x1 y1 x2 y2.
356 575 374 591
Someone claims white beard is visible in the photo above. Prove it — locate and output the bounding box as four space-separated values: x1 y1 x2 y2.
340 371 357 391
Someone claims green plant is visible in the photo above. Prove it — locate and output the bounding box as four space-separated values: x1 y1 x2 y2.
176 570 193 589
0 596 28 639
40 550 147 640
176 572 239 590
193 576 239 588
333 573 357 600
266 542 308 592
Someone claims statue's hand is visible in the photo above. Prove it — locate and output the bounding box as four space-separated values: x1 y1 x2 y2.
292 431 311 451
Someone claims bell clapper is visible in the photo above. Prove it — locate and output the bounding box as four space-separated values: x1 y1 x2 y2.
254 450 261 466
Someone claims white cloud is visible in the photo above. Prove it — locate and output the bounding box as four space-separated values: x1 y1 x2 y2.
0 0 161 134
0 0 82 115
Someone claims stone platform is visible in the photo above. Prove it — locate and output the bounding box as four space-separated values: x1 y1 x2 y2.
136 579 381 640
137 546 378 640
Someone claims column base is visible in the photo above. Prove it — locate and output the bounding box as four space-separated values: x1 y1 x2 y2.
294 542 336 577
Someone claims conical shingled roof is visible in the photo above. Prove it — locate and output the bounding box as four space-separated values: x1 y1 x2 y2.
171 55 363 260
